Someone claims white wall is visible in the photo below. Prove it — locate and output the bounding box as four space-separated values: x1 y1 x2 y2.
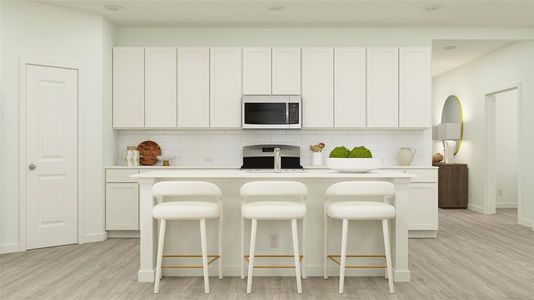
0 1 115 252
116 27 534 47
433 41 534 227
495 89 519 208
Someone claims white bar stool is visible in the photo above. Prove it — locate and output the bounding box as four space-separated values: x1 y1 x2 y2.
324 181 396 294
152 181 223 294
240 181 307 294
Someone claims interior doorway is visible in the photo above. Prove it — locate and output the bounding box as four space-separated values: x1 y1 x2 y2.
484 85 521 223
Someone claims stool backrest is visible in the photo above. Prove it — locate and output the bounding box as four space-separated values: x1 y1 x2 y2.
153 181 223 201
240 181 308 202
325 181 395 198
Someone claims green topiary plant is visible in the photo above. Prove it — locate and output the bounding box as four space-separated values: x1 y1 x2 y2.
329 146 350 158
348 146 373 158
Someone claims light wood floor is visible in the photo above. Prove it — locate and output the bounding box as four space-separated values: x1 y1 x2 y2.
1 209 533 299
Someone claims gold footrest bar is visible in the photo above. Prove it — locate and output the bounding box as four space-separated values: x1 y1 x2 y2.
328 254 387 269
161 254 220 269
244 254 303 269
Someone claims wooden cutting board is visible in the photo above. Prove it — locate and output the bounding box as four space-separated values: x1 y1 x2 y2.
137 141 161 166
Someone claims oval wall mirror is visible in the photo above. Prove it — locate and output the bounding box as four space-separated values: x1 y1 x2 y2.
441 95 464 155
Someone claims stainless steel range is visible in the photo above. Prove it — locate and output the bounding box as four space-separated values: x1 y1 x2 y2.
241 144 303 172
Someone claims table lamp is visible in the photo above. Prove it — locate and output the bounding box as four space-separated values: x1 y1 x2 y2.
438 123 461 163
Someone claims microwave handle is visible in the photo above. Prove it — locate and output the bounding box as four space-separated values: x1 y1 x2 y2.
286 103 290 124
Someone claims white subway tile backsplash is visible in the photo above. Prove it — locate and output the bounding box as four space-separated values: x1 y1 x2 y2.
117 129 428 167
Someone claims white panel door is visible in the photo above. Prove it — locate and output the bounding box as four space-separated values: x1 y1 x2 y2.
302 48 334 128
145 48 177 128
399 47 431 128
243 48 271 95
25 64 78 249
272 48 301 95
367 48 399 128
106 183 139 230
334 48 366 128
178 48 210 128
113 47 144 128
210 48 242 128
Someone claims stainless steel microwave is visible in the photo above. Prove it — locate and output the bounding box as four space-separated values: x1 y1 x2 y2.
242 95 301 129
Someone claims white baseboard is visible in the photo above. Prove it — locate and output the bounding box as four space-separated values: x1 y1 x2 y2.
155 265 407 281
518 218 533 228
496 202 518 208
81 232 108 244
0 242 20 254
467 204 485 213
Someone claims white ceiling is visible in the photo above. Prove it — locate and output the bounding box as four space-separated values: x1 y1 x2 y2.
432 40 515 76
35 0 534 27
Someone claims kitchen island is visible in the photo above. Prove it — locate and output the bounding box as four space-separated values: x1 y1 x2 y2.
133 169 415 283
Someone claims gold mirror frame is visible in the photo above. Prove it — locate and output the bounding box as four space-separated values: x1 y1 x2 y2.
441 95 464 155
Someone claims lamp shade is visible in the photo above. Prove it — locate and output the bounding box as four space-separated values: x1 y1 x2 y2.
437 123 461 140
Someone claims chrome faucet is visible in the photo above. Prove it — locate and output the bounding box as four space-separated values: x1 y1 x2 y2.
274 147 281 172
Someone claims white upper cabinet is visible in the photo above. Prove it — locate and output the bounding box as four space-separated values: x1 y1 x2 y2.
210 48 242 128
178 48 210 128
399 47 431 128
113 48 145 128
272 48 301 95
334 48 366 128
144 48 177 128
367 47 399 128
302 48 334 128
243 48 271 95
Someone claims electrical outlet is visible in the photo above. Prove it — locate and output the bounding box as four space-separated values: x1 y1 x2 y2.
270 234 279 248
498 189 504 196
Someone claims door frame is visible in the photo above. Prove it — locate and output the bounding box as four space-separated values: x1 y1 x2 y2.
19 57 84 251
483 83 522 223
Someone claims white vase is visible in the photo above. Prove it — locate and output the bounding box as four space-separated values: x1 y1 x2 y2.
312 152 323 166
398 147 416 166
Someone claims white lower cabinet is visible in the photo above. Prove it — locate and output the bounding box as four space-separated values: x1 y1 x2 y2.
106 170 139 232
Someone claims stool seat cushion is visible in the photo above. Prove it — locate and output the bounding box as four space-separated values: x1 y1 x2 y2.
153 201 221 220
242 201 306 220
327 201 395 220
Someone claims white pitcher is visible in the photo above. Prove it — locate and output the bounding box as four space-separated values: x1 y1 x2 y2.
398 147 416 166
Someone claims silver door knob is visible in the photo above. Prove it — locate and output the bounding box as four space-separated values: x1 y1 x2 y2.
28 164 36 171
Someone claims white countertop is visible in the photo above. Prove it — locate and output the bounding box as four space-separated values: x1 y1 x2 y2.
107 165 437 170
131 169 415 179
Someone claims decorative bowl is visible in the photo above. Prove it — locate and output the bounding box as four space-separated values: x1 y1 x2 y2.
327 158 382 173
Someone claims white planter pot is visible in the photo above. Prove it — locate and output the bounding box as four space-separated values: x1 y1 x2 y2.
312 152 323 166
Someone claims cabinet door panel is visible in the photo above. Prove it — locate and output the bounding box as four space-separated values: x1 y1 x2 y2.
272 48 301 94
243 48 271 95
113 48 144 128
334 48 366 128
367 48 398 128
399 47 431 128
145 48 177 128
210 48 242 128
408 183 438 231
178 48 210 128
106 183 139 230
302 48 334 128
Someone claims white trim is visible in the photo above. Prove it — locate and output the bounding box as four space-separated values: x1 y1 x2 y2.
0 243 20 254
468 204 485 213
495 202 518 208
483 83 522 220
518 218 533 228
82 232 108 244
19 57 83 251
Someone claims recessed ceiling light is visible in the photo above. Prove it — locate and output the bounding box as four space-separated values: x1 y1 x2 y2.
424 5 442 12
443 45 457 50
266 4 284 11
104 4 122 12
